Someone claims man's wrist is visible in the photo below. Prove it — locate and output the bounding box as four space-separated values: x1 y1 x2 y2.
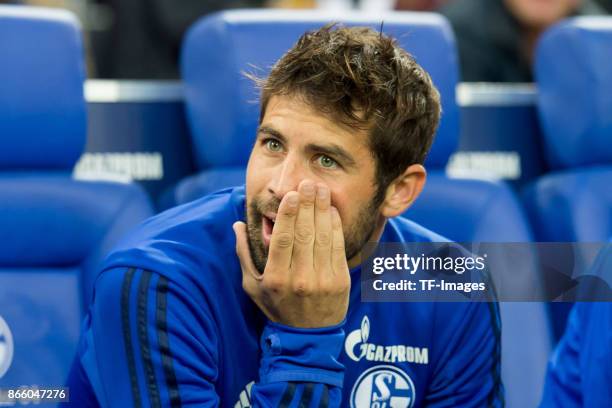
259 320 346 387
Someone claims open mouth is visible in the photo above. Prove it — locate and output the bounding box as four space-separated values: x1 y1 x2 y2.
261 213 276 247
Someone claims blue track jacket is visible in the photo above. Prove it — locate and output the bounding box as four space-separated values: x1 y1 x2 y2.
64 186 503 407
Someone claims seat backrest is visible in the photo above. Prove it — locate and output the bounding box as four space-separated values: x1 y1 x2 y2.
525 16 612 243
177 10 551 407
0 5 85 170
0 5 153 388
524 17 612 342
534 17 612 172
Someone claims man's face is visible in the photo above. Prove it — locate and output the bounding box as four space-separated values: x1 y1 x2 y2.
245 94 381 273
504 0 580 29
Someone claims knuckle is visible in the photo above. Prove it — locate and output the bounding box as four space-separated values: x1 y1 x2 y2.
332 245 346 258
274 232 293 248
300 200 315 209
316 200 330 211
294 224 314 244
291 279 313 297
262 276 284 293
315 231 331 246
279 207 296 218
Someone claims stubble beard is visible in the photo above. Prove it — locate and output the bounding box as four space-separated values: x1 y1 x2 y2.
245 194 379 274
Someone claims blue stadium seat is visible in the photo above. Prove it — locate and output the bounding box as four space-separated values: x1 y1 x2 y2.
394 22 551 408
525 16 612 242
0 6 153 388
175 10 551 407
523 16 612 341
407 151 552 408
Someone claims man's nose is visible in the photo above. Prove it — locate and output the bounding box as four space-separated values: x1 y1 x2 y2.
268 155 306 199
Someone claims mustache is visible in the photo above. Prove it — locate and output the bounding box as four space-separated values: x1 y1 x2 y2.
250 195 281 218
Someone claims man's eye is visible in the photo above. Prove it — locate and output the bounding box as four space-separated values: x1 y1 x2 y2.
265 139 282 152
317 155 338 169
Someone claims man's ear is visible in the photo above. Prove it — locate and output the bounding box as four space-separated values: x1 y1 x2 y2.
379 164 427 218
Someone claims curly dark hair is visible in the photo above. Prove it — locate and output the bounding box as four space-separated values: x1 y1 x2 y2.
252 23 441 205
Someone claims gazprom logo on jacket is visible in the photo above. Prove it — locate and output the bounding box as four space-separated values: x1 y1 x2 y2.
344 316 428 364
0 315 14 379
351 365 416 408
